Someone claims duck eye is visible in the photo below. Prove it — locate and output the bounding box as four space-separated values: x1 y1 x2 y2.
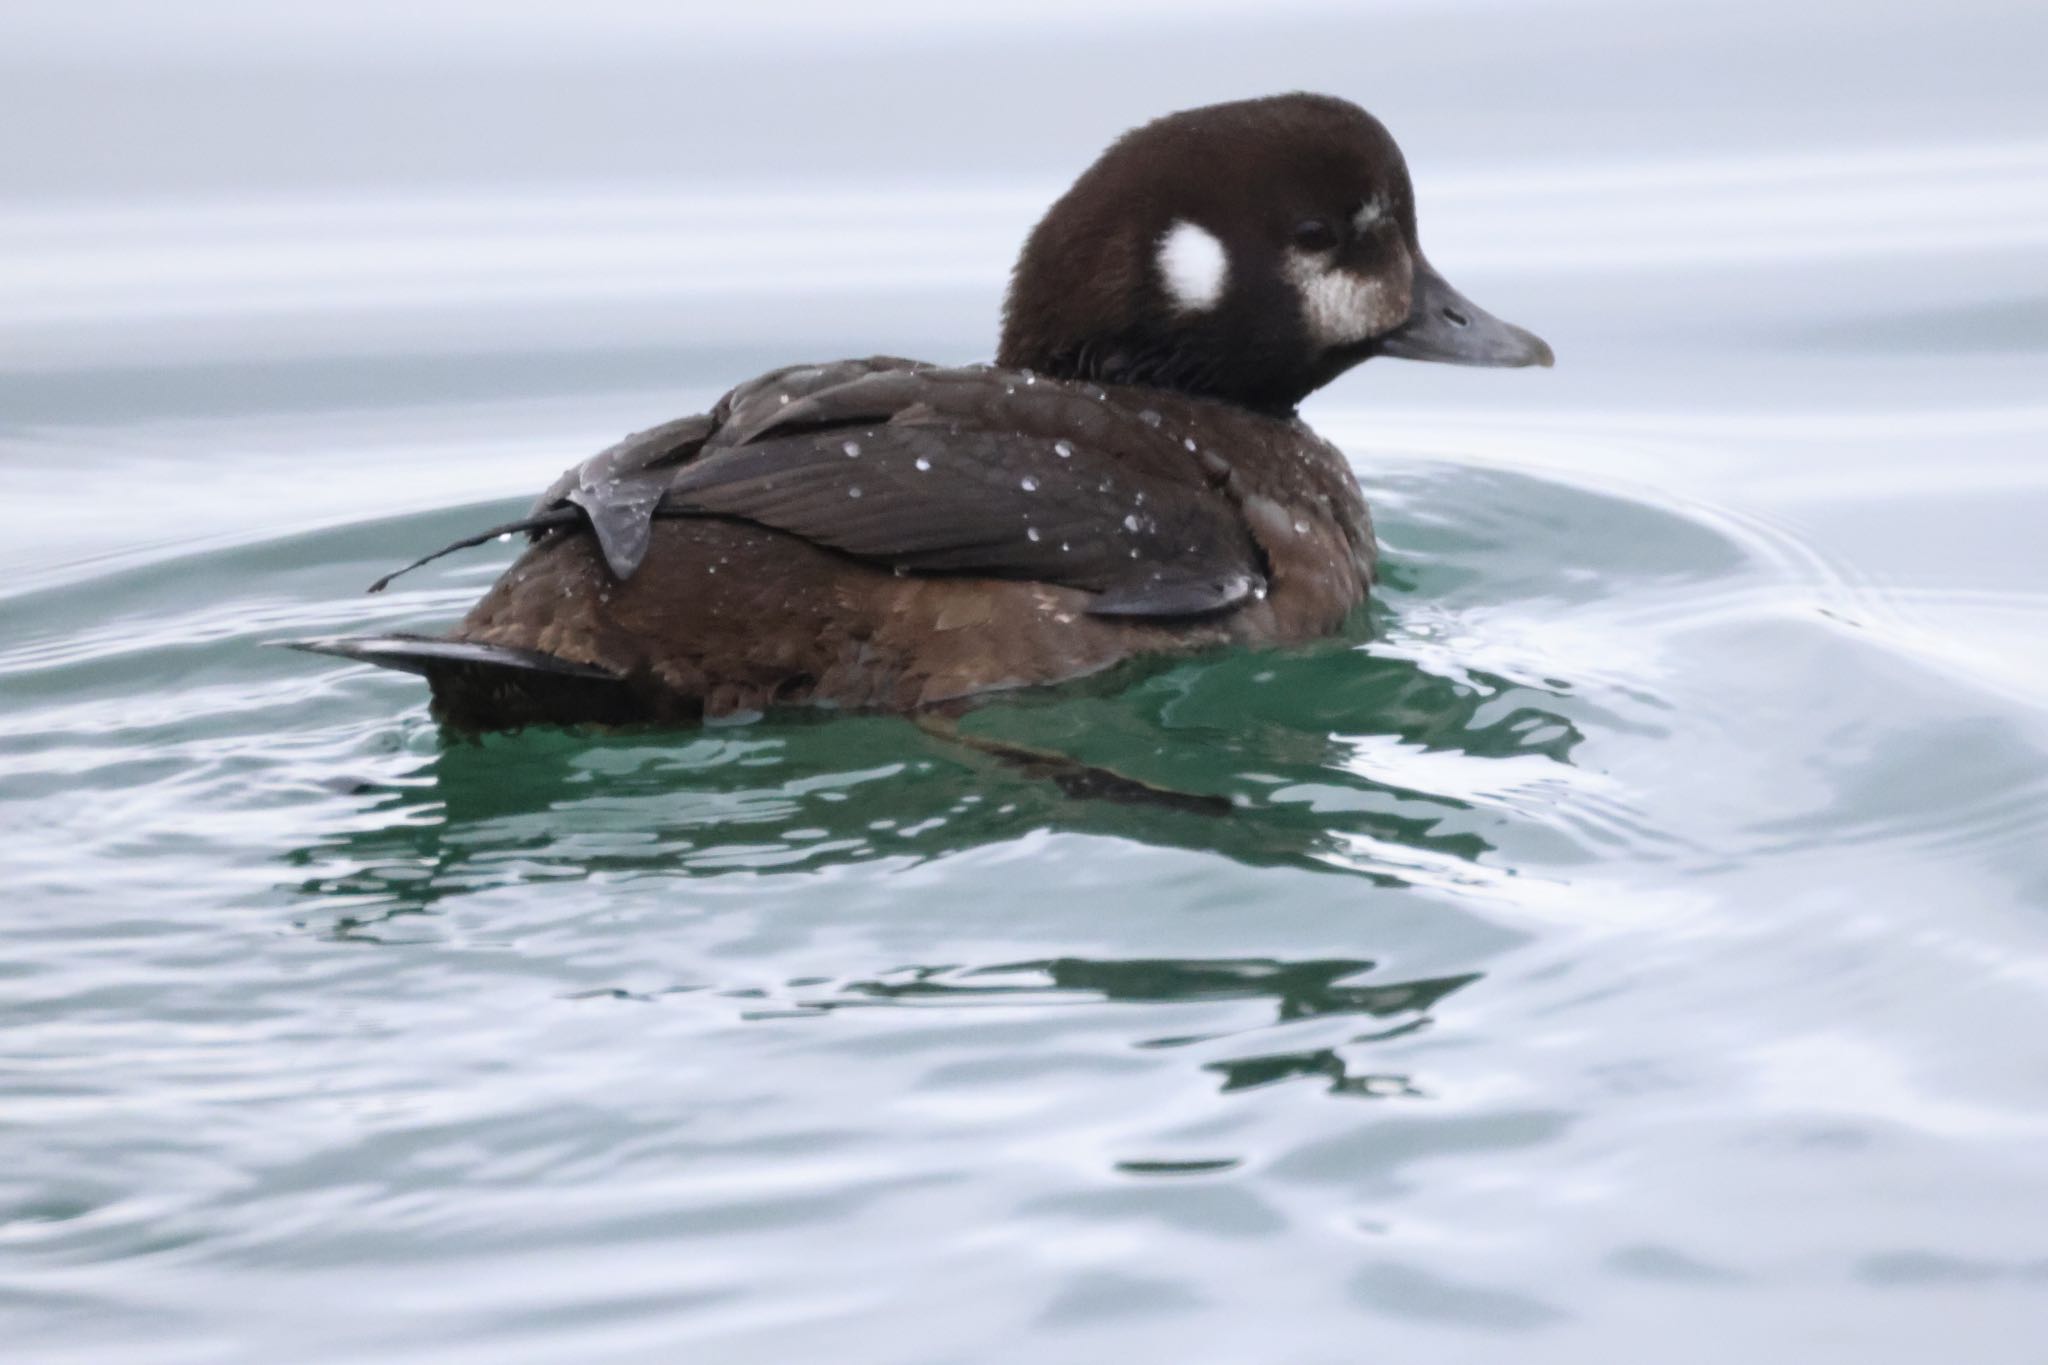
1290 218 1338 251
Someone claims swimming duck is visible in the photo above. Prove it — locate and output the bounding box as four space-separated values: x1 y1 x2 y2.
293 92 1551 728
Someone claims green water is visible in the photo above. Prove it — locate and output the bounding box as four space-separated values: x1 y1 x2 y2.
6 2 2048 1360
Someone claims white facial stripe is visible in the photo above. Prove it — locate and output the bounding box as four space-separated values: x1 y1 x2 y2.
1156 220 1229 313
1283 248 1403 347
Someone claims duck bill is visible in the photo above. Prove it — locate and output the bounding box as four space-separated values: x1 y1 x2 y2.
1378 259 1554 368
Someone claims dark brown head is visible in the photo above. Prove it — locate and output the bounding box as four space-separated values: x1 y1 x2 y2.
997 93 1552 414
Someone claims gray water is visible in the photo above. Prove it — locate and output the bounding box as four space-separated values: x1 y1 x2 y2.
5 2 2048 1360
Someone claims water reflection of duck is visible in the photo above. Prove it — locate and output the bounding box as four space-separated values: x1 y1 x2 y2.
288 639 1583 934
289 93 1550 729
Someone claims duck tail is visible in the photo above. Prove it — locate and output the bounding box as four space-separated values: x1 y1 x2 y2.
277 634 649 728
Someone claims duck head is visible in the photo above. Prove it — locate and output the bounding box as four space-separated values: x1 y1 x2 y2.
997 92 1553 415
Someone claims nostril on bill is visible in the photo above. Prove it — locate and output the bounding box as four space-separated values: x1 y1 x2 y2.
1443 307 1471 328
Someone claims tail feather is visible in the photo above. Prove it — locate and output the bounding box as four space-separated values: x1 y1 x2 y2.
279 634 650 728
364 508 579 594
283 633 616 678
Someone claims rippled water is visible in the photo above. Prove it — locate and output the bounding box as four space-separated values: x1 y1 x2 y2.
6 3 2048 1360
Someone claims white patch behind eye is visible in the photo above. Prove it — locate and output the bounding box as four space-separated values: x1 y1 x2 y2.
1156 220 1229 313
1352 196 1388 233
1283 248 1402 347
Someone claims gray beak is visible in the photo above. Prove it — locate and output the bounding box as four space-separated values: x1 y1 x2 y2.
1378 258 1554 368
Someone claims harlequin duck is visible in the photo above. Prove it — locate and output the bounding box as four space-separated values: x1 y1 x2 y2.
291 92 1551 727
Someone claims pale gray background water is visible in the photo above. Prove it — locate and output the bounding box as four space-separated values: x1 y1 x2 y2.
4 2 2047 1361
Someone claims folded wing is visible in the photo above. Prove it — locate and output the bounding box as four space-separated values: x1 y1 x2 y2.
402 359 1269 619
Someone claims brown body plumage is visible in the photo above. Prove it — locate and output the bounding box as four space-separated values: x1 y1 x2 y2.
446 364 1376 725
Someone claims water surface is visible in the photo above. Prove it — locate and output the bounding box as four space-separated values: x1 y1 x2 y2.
5 3 2048 1361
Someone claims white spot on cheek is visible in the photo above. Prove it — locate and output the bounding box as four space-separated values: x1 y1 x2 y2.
1283 248 1402 347
1156 220 1228 313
